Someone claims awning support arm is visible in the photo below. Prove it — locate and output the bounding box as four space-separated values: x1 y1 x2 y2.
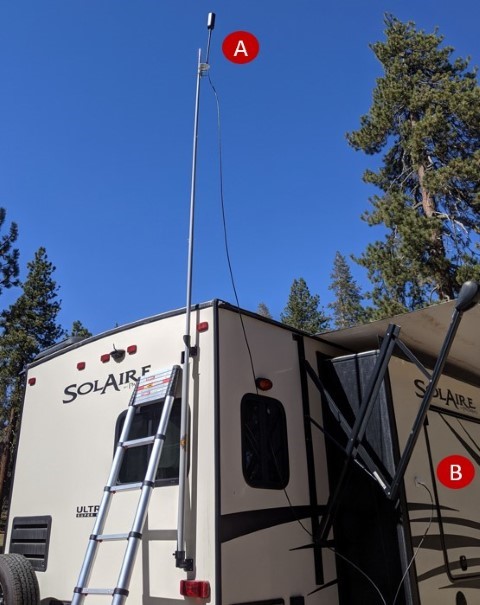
314 323 401 544
387 281 480 501
305 281 479 543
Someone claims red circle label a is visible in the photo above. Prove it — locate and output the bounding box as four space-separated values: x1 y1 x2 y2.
222 31 260 64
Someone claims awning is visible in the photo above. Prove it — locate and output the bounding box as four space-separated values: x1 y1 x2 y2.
320 300 480 387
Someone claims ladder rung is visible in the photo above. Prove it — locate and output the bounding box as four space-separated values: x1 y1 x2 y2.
80 588 114 596
133 397 163 408
121 436 155 449
95 533 129 542
109 482 143 492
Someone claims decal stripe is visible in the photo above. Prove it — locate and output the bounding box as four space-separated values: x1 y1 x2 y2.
408 502 457 512
438 414 480 464
412 534 480 551
220 505 326 543
411 516 480 533
230 599 285 605
307 578 339 596
230 600 284 605
437 579 480 590
417 558 480 584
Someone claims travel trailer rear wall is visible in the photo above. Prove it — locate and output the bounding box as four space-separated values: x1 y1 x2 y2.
2 295 480 605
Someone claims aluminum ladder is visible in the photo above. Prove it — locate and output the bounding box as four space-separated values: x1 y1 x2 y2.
71 365 181 605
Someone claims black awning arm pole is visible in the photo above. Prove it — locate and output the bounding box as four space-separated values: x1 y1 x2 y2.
317 323 401 544
393 338 432 380
387 281 480 501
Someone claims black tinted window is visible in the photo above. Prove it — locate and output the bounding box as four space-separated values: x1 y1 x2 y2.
115 399 181 486
241 394 289 489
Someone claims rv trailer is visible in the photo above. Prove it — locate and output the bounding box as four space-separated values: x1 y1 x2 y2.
1 291 480 605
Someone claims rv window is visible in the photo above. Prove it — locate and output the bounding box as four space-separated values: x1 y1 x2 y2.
241 394 289 489
115 399 181 486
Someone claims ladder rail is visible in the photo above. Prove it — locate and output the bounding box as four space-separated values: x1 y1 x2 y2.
112 392 177 605
72 383 140 605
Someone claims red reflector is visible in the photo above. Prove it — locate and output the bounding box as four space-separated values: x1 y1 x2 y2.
101 354 110 363
127 345 137 355
77 362 86 370
255 377 273 391
28 377 36 386
179 580 210 599
197 321 209 333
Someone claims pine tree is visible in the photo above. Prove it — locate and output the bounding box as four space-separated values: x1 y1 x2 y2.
281 277 330 334
329 252 366 328
0 208 20 294
68 320 92 338
0 247 65 517
348 15 480 318
257 302 272 319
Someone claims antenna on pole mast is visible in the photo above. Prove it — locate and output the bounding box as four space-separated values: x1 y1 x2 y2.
175 12 216 573
206 12 216 63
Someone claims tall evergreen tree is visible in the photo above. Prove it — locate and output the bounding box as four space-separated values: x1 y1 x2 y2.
68 320 92 338
348 15 480 318
0 247 65 515
281 277 330 334
257 302 273 319
0 208 20 294
329 252 366 328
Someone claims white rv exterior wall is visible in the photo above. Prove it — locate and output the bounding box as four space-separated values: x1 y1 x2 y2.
6 305 217 604
217 308 338 604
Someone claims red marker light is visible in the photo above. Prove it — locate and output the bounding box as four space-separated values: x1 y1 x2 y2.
127 345 137 355
28 377 36 386
100 354 110 363
179 580 210 599
197 322 209 333
255 377 273 391
77 362 86 371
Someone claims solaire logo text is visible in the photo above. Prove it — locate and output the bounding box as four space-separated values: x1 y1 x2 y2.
414 379 476 414
63 365 152 404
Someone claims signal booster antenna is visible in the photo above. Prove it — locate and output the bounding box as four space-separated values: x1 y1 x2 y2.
176 12 216 572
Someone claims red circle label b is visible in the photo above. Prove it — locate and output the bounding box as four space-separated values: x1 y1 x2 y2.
437 455 475 489
222 31 260 64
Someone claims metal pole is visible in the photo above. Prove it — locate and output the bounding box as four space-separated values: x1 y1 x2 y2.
175 48 202 571
176 11 216 572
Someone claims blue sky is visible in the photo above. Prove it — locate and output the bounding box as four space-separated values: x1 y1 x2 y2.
1 1 479 336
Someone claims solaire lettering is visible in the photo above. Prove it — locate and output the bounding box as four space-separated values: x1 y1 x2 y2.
413 379 476 413
63 365 152 404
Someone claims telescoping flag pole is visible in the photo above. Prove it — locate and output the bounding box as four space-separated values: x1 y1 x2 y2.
176 12 216 572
